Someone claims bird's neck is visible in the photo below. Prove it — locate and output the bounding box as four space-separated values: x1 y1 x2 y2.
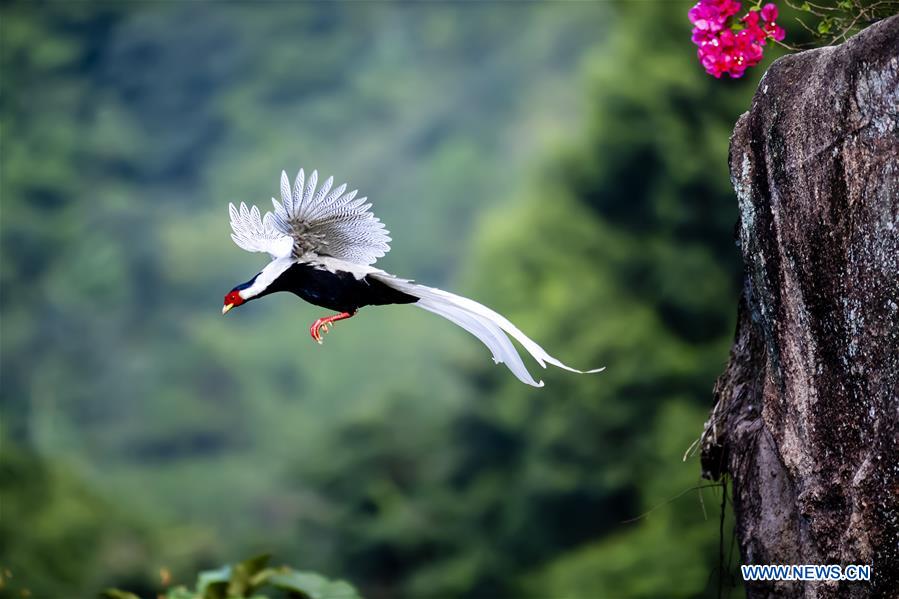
239 257 294 300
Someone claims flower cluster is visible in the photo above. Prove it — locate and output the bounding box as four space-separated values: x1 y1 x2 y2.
689 1 786 78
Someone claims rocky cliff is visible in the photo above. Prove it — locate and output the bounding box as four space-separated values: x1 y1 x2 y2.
701 15 899 598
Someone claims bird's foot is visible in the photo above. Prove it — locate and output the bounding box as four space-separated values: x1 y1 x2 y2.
309 311 356 344
310 318 331 344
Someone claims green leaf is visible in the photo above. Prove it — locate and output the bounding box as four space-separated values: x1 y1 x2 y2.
268 570 362 599
837 0 853 8
800 2 811 10
228 554 272 596
197 565 230 595
202 581 229 599
817 18 832 34
165 587 199 599
100 591 142 599
249 568 278 588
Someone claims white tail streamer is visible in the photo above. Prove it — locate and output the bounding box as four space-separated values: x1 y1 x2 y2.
371 273 605 387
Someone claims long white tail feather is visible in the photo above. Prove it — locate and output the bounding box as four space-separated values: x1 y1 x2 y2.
417 298 544 387
370 273 604 387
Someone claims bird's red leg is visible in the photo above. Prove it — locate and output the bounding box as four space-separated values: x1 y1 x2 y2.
309 311 356 344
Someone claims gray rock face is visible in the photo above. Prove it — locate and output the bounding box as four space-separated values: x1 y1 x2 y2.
701 16 899 598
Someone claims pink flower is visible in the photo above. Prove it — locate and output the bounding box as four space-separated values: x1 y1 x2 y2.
689 4 725 33
743 10 760 27
689 0 786 78
765 22 787 41
689 0 743 32
719 0 742 18
742 11 769 42
692 28 716 45
760 2 785 41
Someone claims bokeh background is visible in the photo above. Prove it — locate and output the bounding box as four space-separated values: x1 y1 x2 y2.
1 1 779 597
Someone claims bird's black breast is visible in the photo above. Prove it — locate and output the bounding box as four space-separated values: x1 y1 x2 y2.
264 262 417 313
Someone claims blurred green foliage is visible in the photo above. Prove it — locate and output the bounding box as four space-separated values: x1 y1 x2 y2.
1 1 775 597
0 446 149 598
104 554 361 599
785 0 898 47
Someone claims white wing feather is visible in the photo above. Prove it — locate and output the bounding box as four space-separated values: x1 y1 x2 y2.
229 169 391 266
228 201 293 259
272 169 391 265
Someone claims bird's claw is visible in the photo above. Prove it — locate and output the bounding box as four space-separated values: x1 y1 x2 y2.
309 312 354 345
310 319 332 344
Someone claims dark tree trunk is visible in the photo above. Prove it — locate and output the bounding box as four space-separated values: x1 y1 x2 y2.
701 16 899 599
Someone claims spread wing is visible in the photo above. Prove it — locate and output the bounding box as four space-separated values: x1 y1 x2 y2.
228 202 294 259
273 169 391 265
228 169 392 266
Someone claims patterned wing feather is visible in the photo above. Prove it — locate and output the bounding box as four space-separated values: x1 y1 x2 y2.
271 169 391 265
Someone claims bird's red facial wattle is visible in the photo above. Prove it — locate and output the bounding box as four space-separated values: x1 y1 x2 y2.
222 290 245 315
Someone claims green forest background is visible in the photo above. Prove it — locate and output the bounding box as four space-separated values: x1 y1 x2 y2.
1 1 780 597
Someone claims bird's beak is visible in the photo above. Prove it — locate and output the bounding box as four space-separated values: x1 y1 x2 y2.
222 304 234 315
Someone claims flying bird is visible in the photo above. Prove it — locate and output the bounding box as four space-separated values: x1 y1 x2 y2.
223 169 603 387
